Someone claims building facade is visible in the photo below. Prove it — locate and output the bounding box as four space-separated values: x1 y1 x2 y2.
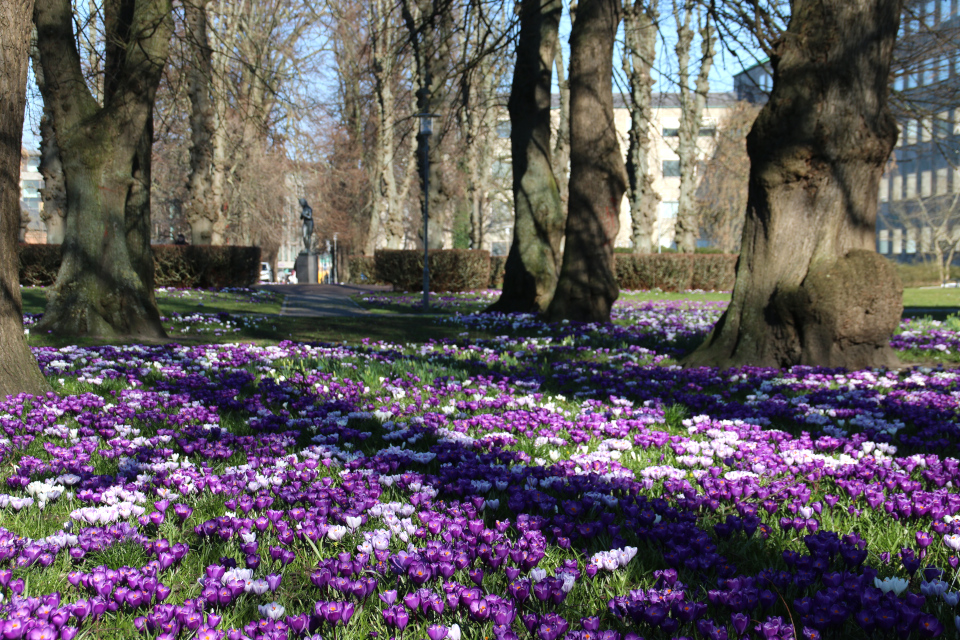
19 148 46 244
733 1 960 267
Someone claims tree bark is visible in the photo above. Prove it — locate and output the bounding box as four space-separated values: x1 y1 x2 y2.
29 29 67 245
486 0 565 314
183 0 225 246
33 0 171 339
684 0 904 369
673 0 713 254
1 0 48 398
544 0 626 323
622 0 660 253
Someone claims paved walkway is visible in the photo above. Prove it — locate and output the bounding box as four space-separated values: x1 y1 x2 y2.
256 284 391 318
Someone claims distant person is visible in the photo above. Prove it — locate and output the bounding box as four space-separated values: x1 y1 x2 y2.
174 233 187 245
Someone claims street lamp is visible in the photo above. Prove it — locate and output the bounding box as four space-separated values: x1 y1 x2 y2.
416 111 439 311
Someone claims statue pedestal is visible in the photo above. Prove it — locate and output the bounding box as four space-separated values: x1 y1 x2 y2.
295 251 318 284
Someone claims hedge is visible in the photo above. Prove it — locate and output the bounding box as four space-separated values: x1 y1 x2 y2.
614 253 737 291
375 249 491 292
19 244 261 288
489 256 507 289
346 255 389 285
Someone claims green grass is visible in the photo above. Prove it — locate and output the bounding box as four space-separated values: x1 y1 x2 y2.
21 286 285 316
901 287 960 309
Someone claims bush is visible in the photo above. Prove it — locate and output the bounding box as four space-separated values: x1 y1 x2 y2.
690 254 738 290
893 261 960 287
346 255 386 285
375 249 491 292
489 256 507 289
614 253 737 291
19 244 261 288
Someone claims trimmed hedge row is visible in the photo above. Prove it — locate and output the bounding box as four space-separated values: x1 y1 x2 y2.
615 253 738 291
375 250 492 292
371 250 737 292
18 244 261 288
489 256 507 289
347 255 389 285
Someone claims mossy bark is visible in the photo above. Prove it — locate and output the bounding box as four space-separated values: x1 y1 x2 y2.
1 0 48 398
33 0 171 339
486 0 564 314
544 0 626 323
684 0 904 369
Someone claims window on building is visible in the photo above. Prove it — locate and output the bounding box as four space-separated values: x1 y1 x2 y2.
941 0 953 20
662 160 681 177
938 57 950 82
937 167 949 195
879 178 889 202
922 226 933 253
659 201 679 219
662 127 679 137
892 175 903 200
926 0 937 24
698 127 716 137
906 173 917 198
879 229 890 254
906 228 918 254
922 170 933 197
495 121 511 138
893 228 903 254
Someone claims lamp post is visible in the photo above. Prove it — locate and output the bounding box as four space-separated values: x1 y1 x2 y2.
416 111 439 311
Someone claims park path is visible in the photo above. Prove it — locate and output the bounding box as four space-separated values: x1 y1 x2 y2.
256 283 390 318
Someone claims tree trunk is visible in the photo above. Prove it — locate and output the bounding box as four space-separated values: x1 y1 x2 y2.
622 0 660 253
684 0 904 370
183 0 224 246
673 0 713 254
552 42 570 212
1 0 48 398
33 0 171 339
544 0 626 323
486 0 564 314
30 29 67 245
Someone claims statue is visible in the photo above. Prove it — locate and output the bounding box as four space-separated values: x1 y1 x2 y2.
299 198 314 252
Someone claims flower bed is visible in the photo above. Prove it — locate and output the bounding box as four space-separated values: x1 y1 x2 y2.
3 299 960 639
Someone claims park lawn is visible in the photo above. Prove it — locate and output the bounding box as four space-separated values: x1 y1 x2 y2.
5 291 960 639
20 286 286 317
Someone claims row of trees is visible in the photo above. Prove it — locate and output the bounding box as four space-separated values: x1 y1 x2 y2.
0 0 915 400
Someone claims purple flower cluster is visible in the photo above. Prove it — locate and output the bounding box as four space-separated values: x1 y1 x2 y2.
4 294 960 639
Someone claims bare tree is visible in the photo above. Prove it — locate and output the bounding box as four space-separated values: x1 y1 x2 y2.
686 0 904 369
891 190 960 286
696 100 761 253
622 0 660 252
33 0 172 338
672 0 714 253
546 0 627 322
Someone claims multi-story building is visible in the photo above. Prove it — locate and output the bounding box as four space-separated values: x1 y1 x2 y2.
481 91 738 254
19 148 46 244
733 1 960 267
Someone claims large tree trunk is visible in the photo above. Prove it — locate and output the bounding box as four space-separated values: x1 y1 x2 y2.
29 29 67 245
622 0 660 253
1 0 48 398
183 0 225 246
33 0 171 339
673 0 713 254
684 0 904 369
544 0 626 323
486 0 564 314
